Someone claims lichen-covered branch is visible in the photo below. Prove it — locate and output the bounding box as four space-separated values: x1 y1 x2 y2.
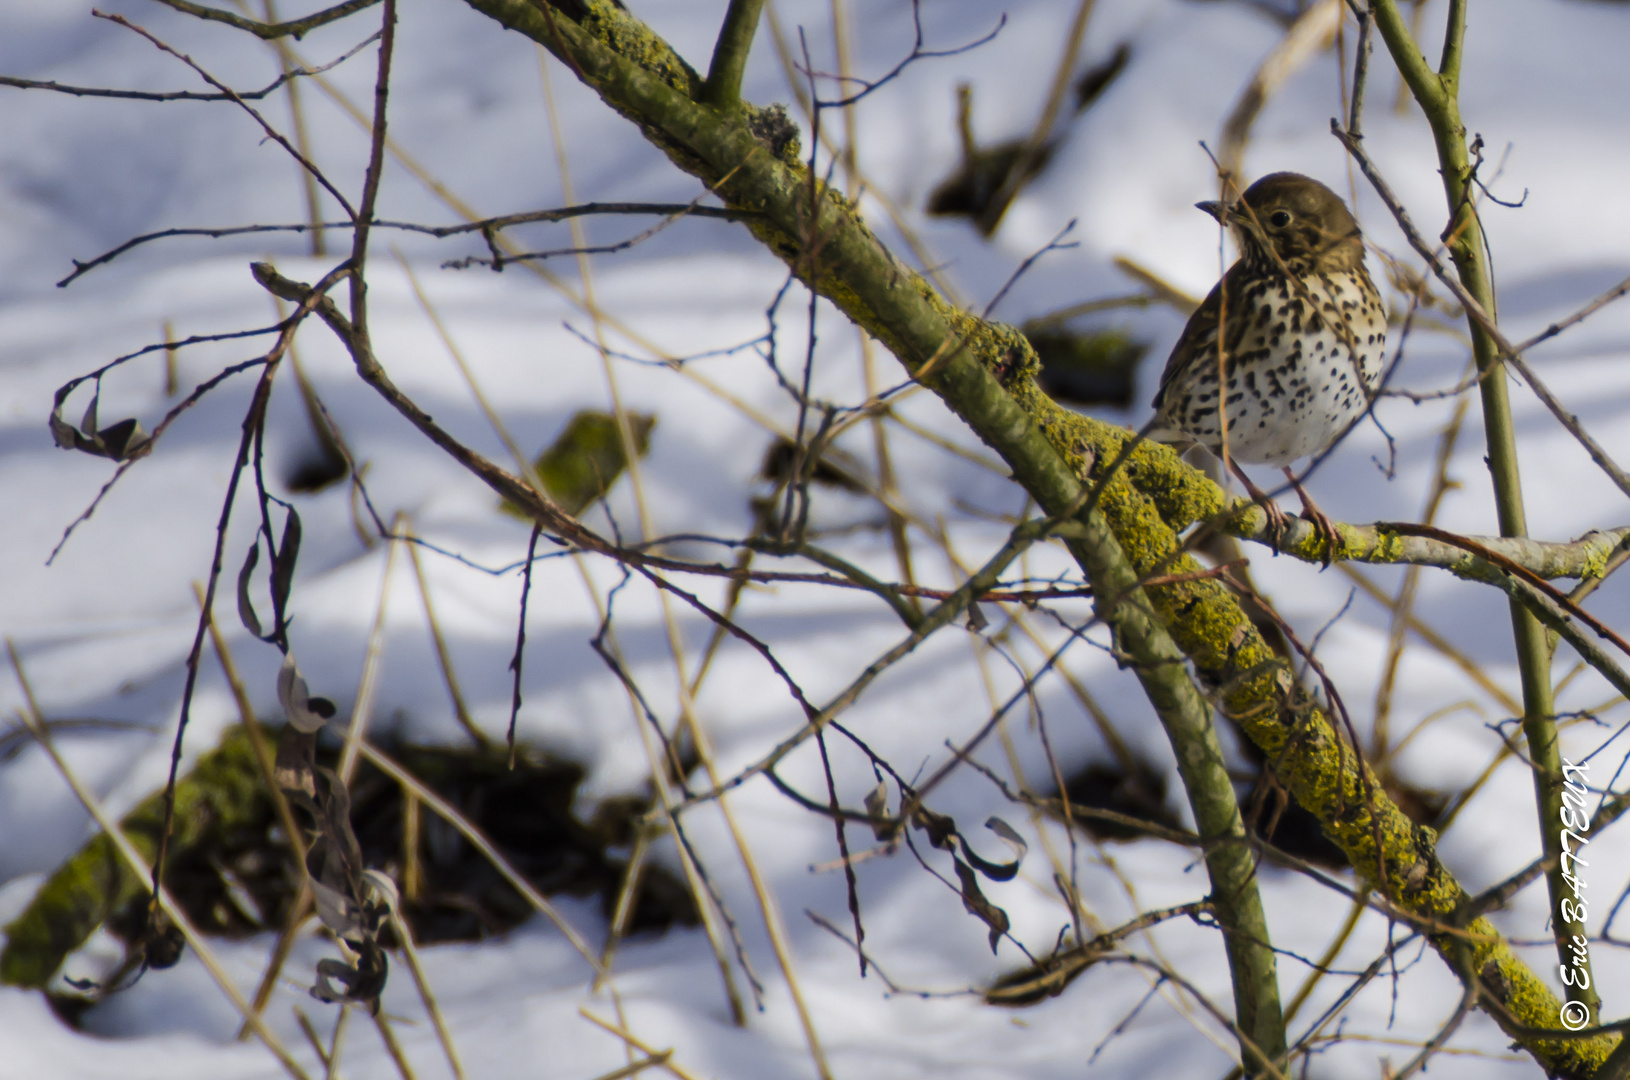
450 0 1613 1071
1089 447 1630 581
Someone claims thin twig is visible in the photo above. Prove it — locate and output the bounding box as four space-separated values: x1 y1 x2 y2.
1383 522 1630 661
153 0 379 39
802 0 1005 110
507 523 544 765
389 912 466 1080
579 1011 704 1080
983 220 1079 318
2 29 380 106
336 518 404 785
59 203 750 287
403 527 490 750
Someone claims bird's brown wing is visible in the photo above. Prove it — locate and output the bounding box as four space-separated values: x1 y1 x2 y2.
1151 266 1252 413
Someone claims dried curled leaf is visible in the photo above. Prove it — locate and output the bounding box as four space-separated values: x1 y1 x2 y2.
951 824 1017 886
953 857 1009 954
312 941 388 1011
300 773 391 1011
969 817 1027 881
910 807 1026 878
273 657 388 1010
239 508 303 645
268 507 302 629
276 653 333 735
48 380 153 462
912 805 958 851
237 543 263 639
908 804 1025 951
48 390 151 461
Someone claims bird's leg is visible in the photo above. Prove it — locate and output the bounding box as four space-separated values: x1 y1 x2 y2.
1283 467 1341 567
1226 458 1291 553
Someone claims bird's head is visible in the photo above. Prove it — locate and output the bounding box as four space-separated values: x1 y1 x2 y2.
1198 172 1365 275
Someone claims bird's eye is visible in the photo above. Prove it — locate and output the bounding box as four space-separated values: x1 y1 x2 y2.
1269 210 1292 227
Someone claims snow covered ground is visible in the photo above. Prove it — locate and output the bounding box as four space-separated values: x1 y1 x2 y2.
3 0 1630 1077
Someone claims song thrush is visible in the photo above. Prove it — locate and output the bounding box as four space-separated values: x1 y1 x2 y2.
1149 172 1386 561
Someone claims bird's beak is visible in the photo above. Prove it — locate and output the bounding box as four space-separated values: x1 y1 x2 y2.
1195 200 1230 224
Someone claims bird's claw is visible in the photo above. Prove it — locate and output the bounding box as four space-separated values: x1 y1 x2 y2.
1259 499 1292 555
1301 505 1342 568
1282 470 1341 568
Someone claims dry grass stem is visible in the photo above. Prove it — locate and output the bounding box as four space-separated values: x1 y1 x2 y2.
579 1010 705 1080
338 514 407 784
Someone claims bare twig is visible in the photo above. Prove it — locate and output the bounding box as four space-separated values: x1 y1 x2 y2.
3 29 379 107
59 202 750 287
153 0 380 39
802 0 1005 110
1383 522 1630 661
507 523 543 765
140 261 352 956
983 220 1079 318
47 356 268 563
678 509 1093 807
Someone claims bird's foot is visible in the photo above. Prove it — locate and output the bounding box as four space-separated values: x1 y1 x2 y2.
1285 468 1341 568
1229 461 1292 555
1259 498 1295 555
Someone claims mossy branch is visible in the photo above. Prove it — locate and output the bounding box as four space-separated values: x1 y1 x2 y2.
451 0 1610 1071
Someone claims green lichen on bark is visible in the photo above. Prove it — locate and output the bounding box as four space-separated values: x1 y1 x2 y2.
0 727 267 989
1579 540 1611 581
574 0 701 96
